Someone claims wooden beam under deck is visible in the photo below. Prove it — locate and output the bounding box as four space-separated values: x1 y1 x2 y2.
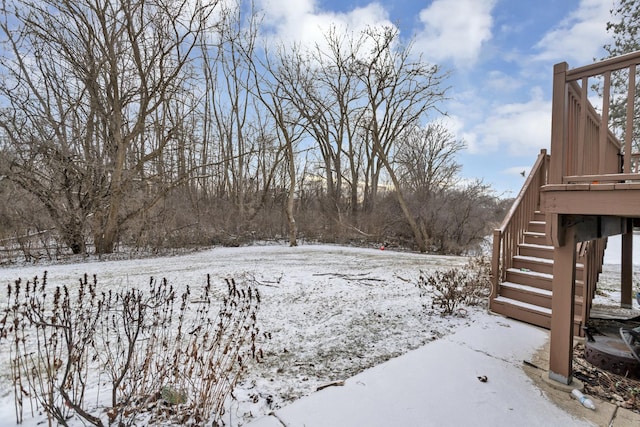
541 183 640 217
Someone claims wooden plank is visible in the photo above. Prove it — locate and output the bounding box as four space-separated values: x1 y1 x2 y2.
570 184 590 191
577 77 588 175
589 183 616 191
541 188 640 216
571 215 626 241
615 182 640 190
541 184 568 191
599 71 611 175
601 216 627 237
546 213 563 247
491 230 501 299
563 173 640 183
625 64 636 174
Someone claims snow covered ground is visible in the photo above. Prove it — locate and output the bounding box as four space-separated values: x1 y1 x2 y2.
0 244 472 426
0 238 636 426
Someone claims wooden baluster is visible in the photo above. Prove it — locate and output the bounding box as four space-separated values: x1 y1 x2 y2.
577 78 588 176
599 71 611 175
625 64 636 174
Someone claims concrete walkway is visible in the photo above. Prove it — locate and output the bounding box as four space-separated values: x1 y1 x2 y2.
247 314 639 427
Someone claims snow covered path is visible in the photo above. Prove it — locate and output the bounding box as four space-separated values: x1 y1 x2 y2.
247 315 592 427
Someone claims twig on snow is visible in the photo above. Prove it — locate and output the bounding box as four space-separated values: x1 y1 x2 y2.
316 380 345 391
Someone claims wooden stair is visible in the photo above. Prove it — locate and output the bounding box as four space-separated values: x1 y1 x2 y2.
491 211 585 334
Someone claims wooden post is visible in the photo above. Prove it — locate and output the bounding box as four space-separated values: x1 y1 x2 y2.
549 223 576 385
549 62 568 185
490 229 501 301
621 219 633 308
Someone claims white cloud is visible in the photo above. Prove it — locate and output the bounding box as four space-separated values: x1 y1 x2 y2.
484 70 524 93
413 0 497 66
437 114 477 149
467 87 551 156
256 0 394 51
533 0 612 65
258 0 313 23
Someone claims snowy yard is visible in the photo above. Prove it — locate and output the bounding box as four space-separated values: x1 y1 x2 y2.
0 240 636 426
0 244 474 426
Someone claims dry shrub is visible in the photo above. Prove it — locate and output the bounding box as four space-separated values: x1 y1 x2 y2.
0 272 265 426
417 256 492 316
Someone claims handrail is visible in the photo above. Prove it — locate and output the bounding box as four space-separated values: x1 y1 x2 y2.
566 50 640 81
550 52 640 185
491 149 549 298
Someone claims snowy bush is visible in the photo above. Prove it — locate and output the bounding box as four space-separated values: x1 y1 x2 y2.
0 272 265 426
417 256 492 316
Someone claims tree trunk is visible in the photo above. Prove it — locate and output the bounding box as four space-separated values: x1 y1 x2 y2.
62 218 86 255
286 138 298 247
373 137 427 252
96 105 127 254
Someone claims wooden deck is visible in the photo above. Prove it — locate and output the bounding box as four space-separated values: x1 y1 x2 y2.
542 183 640 216
544 51 640 384
492 50 640 386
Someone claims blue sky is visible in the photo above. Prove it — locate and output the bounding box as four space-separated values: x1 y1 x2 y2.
256 0 615 197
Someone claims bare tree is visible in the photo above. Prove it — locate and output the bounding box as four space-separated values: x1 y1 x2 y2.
356 26 449 252
0 0 218 254
204 0 260 226
395 122 464 194
427 180 496 255
266 28 370 225
0 0 498 256
246 41 307 246
306 28 368 219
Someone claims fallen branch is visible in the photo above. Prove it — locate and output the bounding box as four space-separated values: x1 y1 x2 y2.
312 273 384 282
316 380 345 391
247 273 282 288
253 281 280 288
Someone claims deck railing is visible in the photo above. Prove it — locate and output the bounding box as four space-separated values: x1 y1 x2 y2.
576 238 607 325
490 149 549 299
550 51 640 185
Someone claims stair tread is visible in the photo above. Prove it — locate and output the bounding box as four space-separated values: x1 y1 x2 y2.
500 281 584 302
507 267 552 279
493 296 582 323
506 267 585 284
493 296 551 314
524 231 545 235
500 281 552 296
513 255 585 269
519 243 553 249
513 255 553 264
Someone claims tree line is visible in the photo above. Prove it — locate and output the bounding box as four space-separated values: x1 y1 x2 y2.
0 0 507 257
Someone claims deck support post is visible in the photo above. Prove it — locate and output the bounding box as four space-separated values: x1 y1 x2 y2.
549 223 576 385
621 219 633 308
